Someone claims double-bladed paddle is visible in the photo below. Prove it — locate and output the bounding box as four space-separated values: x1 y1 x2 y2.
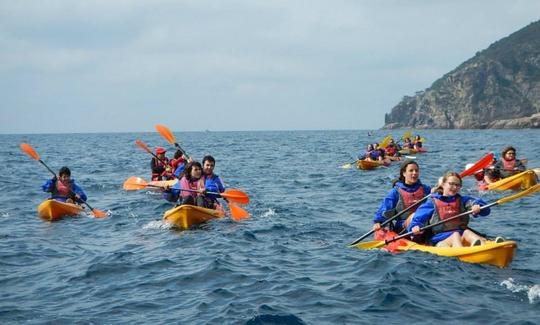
354 183 540 250
20 143 107 218
348 152 495 246
123 176 250 204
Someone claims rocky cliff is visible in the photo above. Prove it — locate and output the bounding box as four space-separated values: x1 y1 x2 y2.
383 20 540 129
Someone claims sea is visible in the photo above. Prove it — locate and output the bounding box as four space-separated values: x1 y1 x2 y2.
0 129 539 324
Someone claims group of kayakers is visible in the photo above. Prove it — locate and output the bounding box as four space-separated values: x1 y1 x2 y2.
41 146 227 211
371 145 532 248
358 135 425 163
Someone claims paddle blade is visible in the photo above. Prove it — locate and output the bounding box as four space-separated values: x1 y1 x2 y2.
221 189 250 204
155 124 176 145
378 135 392 149
459 153 494 178
91 209 108 218
341 163 353 169
401 131 413 140
135 139 152 154
352 240 386 250
123 176 149 190
20 143 40 161
496 183 540 205
229 203 250 221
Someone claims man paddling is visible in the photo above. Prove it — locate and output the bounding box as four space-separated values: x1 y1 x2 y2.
42 166 87 204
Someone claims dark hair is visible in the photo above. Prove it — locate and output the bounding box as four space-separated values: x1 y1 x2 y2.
202 155 215 165
174 150 183 159
58 166 71 177
392 160 419 186
502 146 516 157
181 161 202 180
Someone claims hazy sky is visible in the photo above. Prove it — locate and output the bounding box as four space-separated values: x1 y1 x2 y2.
1 1 539 133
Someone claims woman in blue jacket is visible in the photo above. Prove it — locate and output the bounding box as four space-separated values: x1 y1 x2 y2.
41 166 87 204
373 160 431 233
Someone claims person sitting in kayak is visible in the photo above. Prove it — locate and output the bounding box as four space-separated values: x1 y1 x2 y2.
412 135 423 150
384 141 401 160
163 161 208 207
201 155 225 209
373 160 431 235
408 171 490 247
170 149 189 178
494 146 527 178
477 166 502 191
151 147 173 181
41 166 87 204
358 144 375 161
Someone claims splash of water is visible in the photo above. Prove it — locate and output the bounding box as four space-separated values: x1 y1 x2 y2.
500 278 540 304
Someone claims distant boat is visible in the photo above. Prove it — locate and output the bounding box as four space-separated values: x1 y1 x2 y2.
367 131 373 136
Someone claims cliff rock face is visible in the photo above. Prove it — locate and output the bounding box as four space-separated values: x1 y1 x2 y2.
383 20 540 129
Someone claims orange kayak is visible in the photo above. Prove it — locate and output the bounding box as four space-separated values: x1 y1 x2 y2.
37 199 85 221
163 204 225 230
356 159 389 170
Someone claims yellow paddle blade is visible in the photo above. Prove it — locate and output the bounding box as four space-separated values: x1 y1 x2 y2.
378 135 392 149
351 240 386 250
155 124 176 145
419 137 425 143
401 131 413 140
496 183 540 205
123 176 148 190
229 203 250 221
487 170 536 191
20 143 40 161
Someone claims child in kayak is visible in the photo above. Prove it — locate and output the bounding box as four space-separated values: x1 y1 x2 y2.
373 160 431 234
202 155 225 209
494 146 527 178
408 171 491 247
41 166 87 204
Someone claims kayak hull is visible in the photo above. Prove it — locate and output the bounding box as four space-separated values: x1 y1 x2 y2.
163 204 225 230
397 240 517 268
487 169 539 191
356 159 388 170
37 200 85 221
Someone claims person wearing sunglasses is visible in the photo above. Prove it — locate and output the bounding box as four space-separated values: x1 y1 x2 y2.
494 146 527 178
408 171 495 247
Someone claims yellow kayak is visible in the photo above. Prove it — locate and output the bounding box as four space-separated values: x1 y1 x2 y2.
163 204 225 230
356 159 389 170
396 239 517 268
37 199 85 221
487 169 539 191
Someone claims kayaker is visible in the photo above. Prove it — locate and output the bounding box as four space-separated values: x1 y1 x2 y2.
372 160 431 234
202 155 225 209
358 144 375 161
170 149 189 178
408 171 494 247
151 147 173 181
412 135 423 150
41 166 87 204
494 146 527 178
477 166 501 191
163 161 207 207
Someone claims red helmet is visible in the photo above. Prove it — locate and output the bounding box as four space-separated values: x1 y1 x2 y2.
155 147 166 154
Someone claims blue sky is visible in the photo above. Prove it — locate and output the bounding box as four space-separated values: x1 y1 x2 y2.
1 1 539 133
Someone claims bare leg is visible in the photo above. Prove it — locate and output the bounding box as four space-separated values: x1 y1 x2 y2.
462 229 486 246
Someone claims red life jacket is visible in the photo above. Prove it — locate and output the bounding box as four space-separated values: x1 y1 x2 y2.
394 186 427 219
429 196 468 234
151 157 170 180
385 146 397 156
502 159 516 172
55 180 72 198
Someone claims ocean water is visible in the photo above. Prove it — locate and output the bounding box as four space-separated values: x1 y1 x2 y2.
0 129 539 324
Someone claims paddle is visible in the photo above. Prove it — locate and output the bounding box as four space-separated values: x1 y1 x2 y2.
155 124 190 159
123 176 250 204
348 152 497 246
378 135 392 149
155 124 250 220
135 139 170 166
20 143 107 218
355 183 540 250
401 131 413 141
